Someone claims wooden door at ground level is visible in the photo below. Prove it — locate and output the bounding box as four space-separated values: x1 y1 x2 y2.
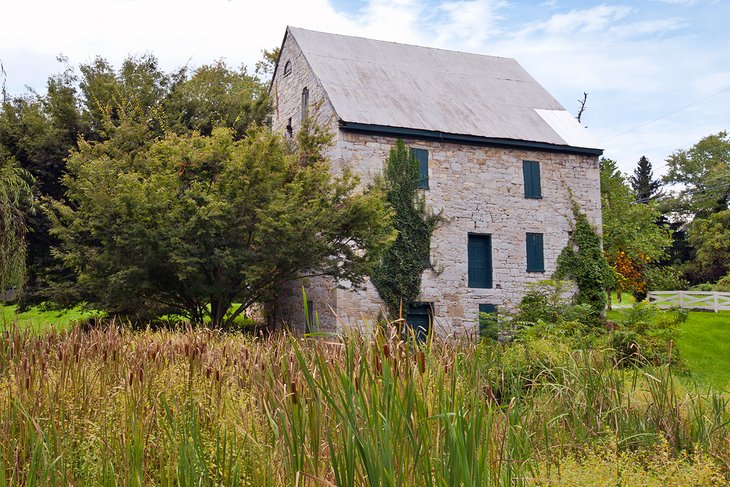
406 303 432 340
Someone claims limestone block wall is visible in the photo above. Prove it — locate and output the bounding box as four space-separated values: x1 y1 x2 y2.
331 132 601 335
270 31 342 331
270 30 340 138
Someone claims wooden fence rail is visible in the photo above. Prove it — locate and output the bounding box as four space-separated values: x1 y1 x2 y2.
648 291 730 312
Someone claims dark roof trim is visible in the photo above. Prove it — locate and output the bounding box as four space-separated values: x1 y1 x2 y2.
340 122 604 156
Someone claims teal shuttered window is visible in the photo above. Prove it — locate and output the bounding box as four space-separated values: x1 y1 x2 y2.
410 148 429 189
526 232 545 272
468 234 493 288
523 160 541 198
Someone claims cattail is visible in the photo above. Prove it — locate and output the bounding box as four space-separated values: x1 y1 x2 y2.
290 381 298 405
417 351 426 374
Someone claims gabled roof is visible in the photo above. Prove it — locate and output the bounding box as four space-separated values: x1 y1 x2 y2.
284 26 602 155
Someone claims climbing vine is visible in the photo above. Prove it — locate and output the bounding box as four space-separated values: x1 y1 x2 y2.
371 140 440 317
554 201 614 314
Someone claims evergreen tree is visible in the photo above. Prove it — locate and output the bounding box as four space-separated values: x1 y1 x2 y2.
630 156 663 202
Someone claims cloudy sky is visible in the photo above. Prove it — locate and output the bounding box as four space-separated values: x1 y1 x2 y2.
1 0 728 176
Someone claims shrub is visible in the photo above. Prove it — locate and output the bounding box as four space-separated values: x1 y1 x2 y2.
691 283 715 292
515 279 601 327
644 265 689 291
609 302 685 367
715 272 730 292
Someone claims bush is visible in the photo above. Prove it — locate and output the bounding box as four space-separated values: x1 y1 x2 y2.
609 302 685 367
715 273 730 292
515 280 601 327
691 283 715 292
644 265 689 291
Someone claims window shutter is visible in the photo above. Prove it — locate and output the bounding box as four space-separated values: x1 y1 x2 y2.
523 161 541 198
531 162 542 198
526 233 544 272
523 161 533 197
410 148 429 189
468 234 493 288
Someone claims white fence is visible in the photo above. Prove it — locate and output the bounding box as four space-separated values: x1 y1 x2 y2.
648 291 730 312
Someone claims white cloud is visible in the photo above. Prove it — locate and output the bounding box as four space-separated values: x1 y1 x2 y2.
517 5 632 36
433 0 507 48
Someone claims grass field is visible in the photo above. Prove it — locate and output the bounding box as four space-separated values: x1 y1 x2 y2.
0 304 99 332
609 292 636 307
676 311 730 389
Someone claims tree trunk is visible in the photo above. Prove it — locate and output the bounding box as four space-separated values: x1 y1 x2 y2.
210 297 232 329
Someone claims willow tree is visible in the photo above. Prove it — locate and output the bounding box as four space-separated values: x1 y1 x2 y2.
0 151 33 296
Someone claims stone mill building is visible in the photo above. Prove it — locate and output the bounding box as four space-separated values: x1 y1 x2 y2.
270 26 603 335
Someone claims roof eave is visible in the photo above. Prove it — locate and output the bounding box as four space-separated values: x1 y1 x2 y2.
339 121 604 157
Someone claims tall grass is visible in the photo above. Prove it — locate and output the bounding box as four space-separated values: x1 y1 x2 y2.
0 324 728 485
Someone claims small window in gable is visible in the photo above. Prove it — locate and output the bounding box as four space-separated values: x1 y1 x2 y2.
283 61 292 77
523 160 542 199
301 87 309 121
409 148 429 189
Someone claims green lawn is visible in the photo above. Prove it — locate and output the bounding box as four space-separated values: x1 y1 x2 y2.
0 304 99 332
609 307 730 390
609 292 636 307
675 311 730 389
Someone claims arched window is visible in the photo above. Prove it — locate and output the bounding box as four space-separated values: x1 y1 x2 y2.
283 60 292 77
301 87 309 121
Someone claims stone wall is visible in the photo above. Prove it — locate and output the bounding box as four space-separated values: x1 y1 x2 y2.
271 29 602 335
332 132 601 335
271 30 341 331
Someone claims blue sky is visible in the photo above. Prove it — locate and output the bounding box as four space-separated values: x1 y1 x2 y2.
1 0 728 176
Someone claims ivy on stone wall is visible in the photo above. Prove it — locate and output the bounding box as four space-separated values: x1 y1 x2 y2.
554 201 615 314
371 140 440 318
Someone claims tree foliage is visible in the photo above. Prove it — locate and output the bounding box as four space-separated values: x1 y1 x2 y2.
371 140 439 317
0 54 272 306
0 151 33 294
685 209 730 283
664 131 730 219
48 123 394 328
661 131 730 284
600 158 671 296
630 156 662 202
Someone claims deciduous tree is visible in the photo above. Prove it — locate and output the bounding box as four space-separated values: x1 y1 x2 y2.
600 158 671 299
49 124 394 328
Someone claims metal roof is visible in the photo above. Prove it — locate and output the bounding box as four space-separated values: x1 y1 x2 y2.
287 27 602 153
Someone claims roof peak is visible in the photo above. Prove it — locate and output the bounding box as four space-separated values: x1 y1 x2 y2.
286 25 514 63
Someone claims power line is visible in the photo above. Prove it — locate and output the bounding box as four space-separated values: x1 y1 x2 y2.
604 84 730 144
631 181 730 205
